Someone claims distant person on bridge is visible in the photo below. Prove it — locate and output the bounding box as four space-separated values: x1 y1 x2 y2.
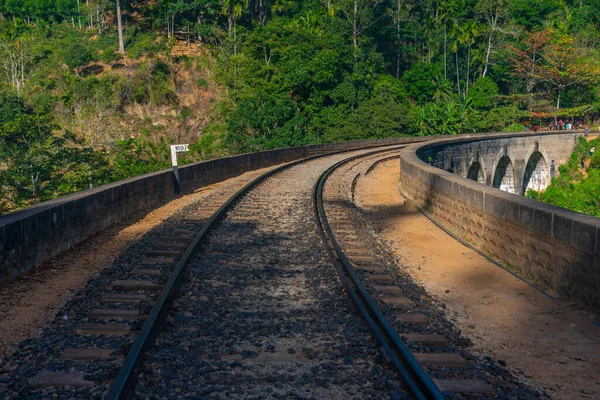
585 124 590 136
533 125 539 132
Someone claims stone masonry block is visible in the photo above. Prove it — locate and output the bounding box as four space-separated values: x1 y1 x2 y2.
572 219 596 254
534 209 553 237
73 198 87 222
552 214 573 246
519 204 535 231
83 195 96 220
50 205 65 229
21 214 37 243
464 185 484 209
36 208 53 234
0 225 5 252
505 200 519 225
63 200 75 225
431 173 453 195
484 193 505 219
4 220 24 250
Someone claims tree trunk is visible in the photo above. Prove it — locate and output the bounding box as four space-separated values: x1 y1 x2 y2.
455 50 461 96
396 1 401 78
116 0 125 54
353 0 358 62
465 44 471 98
444 23 447 79
483 32 492 77
87 163 93 189
260 0 267 25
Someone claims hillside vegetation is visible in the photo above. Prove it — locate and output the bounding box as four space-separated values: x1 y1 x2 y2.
528 137 600 217
2 0 600 214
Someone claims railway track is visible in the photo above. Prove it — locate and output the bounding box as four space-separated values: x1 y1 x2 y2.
0 145 545 399
316 152 547 399
0 164 280 399
0 146 404 399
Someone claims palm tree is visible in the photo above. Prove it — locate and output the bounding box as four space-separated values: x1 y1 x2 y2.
452 20 481 98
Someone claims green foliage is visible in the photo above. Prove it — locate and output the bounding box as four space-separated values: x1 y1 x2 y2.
114 60 177 106
226 92 308 152
530 137 600 217
127 31 166 59
508 0 562 30
197 78 209 89
468 77 499 110
0 87 112 212
99 49 123 64
413 88 474 135
62 43 92 69
402 62 442 105
112 136 171 179
472 106 525 132
502 122 526 132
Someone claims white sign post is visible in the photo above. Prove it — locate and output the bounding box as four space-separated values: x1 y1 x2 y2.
170 144 189 194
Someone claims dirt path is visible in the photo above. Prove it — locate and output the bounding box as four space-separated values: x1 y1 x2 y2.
354 159 600 400
0 171 260 360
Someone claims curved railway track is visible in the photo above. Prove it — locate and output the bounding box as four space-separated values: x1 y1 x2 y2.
0 145 546 399
0 146 406 399
316 152 547 399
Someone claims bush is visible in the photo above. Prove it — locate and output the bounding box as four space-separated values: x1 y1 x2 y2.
468 76 499 109
150 80 177 105
62 43 92 69
402 62 442 105
197 78 209 90
502 123 526 132
99 49 122 64
127 31 166 59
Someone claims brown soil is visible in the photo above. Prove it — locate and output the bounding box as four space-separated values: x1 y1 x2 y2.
355 159 600 400
0 171 255 358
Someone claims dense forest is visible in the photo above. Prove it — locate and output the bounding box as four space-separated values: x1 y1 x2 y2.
2 0 600 215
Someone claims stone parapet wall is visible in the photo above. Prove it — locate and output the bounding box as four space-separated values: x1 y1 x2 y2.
399 133 600 308
0 137 423 283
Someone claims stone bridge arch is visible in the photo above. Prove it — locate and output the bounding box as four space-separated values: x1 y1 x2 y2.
466 153 487 184
522 144 551 195
492 148 518 194
445 154 458 174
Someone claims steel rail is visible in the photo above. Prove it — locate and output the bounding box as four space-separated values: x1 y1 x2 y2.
313 150 445 400
105 143 415 399
365 154 401 175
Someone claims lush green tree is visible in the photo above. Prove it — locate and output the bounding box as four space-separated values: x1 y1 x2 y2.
468 75 499 109
508 0 562 30
530 137 600 217
0 87 111 211
402 62 443 105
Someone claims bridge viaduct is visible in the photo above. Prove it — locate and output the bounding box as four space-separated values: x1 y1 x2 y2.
421 132 579 195
1 132 598 308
